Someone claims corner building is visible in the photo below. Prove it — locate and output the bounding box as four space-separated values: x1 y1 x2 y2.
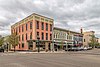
11 13 54 51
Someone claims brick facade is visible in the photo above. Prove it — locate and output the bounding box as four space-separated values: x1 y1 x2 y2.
11 13 54 51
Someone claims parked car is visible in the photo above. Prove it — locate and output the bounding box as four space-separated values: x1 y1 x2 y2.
83 47 88 50
87 47 92 50
65 47 79 51
83 47 92 50
71 47 78 51
77 47 84 51
65 48 72 51
95 46 100 49
0 47 4 52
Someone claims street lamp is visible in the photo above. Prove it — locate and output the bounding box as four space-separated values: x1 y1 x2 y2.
37 36 40 53
6 43 9 52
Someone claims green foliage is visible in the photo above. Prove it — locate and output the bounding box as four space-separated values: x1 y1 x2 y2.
89 35 98 48
8 33 19 51
95 42 99 46
0 37 4 47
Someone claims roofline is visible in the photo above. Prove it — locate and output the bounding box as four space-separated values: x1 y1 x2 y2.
54 27 82 34
83 31 95 33
54 27 69 32
33 13 54 20
11 13 54 28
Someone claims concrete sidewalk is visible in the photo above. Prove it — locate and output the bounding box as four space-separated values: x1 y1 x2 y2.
65 49 100 55
3 50 65 54
3 49 100 55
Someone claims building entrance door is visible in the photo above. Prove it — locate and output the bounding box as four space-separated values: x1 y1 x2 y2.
29 45 33 50
28 42 33 51
48 43 51 51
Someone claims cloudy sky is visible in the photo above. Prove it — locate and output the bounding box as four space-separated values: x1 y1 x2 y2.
0 0 100 37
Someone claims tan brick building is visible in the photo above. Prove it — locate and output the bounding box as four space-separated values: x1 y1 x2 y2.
83 31 95 47
97 38 100 43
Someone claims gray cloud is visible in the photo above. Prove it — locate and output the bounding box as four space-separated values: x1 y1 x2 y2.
0 0 100 37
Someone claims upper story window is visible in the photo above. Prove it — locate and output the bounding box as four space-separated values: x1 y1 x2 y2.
69 36 72 40
36 21 39 29
46 23 48 31
22 25 23 32
67 35 70 39
26 33 27 40
22 34 24 41
42 32 44 40
30 32 32 39
46 33 48 40
50 24 52 31
30 22 32 29
84 39 85 42
37 32 39 36
42 22 44 30
26 24 28 31
50 34 52 40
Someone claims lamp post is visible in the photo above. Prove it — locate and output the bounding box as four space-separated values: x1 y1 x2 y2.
37 36 40 53
6 43 9 52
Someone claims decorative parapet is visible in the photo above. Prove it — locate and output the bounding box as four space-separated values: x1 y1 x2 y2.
11 13 54 28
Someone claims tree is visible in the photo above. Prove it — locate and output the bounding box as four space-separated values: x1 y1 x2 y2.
95 41 99 46
4 35 11 52
8 33 19 52
89 35 97 48
0 37 4 47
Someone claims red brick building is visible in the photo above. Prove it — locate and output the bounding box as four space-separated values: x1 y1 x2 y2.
11 13 54 51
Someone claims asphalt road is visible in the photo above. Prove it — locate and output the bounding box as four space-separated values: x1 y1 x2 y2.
0 51 100 67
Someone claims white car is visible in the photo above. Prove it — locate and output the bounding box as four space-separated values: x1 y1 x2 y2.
84 47 92 50
84 47 88 50
77 47 84 51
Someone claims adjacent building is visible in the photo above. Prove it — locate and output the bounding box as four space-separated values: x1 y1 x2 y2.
95 37 99 43
53 27 83 50
83 31 95 47
97 38 100 43
11 13 54 51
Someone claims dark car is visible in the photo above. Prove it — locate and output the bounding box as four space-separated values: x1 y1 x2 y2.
0 47 4 52
95 46 100 49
